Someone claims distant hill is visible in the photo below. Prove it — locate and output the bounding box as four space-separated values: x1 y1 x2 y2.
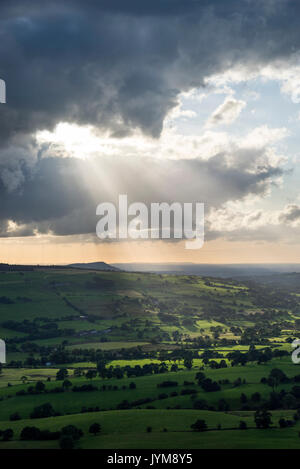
252 272 300 292
68 262 121 272
112 263 300 278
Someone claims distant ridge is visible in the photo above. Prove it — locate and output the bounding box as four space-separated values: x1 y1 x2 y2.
68 262 121 272
112 263 300 278
0 262 121 272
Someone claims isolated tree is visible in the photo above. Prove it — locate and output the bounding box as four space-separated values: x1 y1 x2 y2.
269 368 288 383
56 368 68 381
193 399 208 410
239 421 247 430
191 419 207 432
30 402 55 419
20 426 41 440
89 423 101 436
200 378 220 392
266 377 276 392
279 418 287 428
62 379 72 390
254 409 272 429
86 369 97 380
282 393 297 410
96 360 108 375
267 368 288 390
159 362 168 373
184 358 193 370
35 381 45 393
61 425 83 441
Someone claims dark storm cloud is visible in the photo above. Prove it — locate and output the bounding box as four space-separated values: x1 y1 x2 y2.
1 0 300 142
0 0 297 238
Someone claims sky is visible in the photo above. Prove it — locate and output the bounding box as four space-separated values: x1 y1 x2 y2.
1 0 300 264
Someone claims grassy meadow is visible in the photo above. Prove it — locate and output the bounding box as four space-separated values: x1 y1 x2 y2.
0 268 300 448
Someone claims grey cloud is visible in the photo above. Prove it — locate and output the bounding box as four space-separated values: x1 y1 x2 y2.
206 98 246 127
206 224 300 244
1 0 300 144
0 146 283 237
279 204 300 223
206 204 300 244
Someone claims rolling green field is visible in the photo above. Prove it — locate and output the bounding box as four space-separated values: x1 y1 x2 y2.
1 407 300 449
0 267 300 449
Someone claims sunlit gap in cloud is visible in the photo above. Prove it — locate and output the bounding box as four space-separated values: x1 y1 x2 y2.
36 123 106 160
33 86 214 164
36 122 164 161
